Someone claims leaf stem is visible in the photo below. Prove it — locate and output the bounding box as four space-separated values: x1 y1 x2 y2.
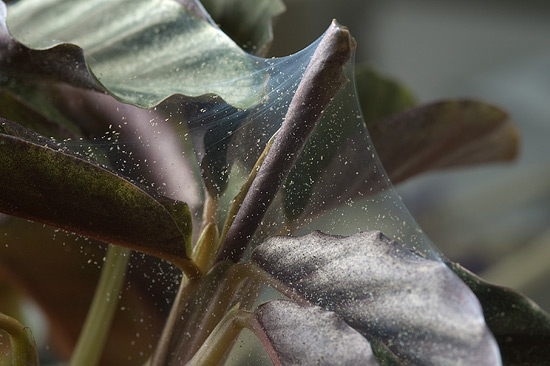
149 275 200 366
193 222 220 272
215 20 355 263
69 244 131 366
185 306 252 366
200 193 219 233
0 312 39 366
219 131 278 245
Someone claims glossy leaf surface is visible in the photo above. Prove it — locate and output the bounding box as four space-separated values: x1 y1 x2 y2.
4 0 265 108
252 231 501 365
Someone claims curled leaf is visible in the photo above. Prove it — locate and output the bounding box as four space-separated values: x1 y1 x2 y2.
216 20 355 263
4 0 266 108
0 2 99 92
252 231 501 365
253 300 379 366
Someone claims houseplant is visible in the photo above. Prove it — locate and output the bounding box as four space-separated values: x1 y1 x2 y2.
0 0 548 364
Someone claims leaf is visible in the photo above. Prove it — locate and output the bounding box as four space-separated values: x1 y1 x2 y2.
253 300 379 366
0 120 196 269
15 85 204 214
284 93 519 224
199 0 285 56
355 65 416 126
369 99 520 184
252 231 501 365
449 262 550 366
4 0 266 108
0 3 100 92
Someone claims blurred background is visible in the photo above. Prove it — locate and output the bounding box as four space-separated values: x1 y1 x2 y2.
270 0 550 311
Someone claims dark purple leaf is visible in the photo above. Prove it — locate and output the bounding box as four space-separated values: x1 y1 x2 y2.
253 300 379 366
252 231 501 365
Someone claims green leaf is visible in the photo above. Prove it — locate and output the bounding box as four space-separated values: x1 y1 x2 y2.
0 120 195 268
253 300 380 366
252 231 501 365
355 65 416 126
4 0 266 108
200 0 285 56
369 99 520 184
449 262 550 366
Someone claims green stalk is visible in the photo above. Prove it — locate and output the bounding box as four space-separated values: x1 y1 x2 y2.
69 244 131 366
219 131 277 245
185 306 252 366
193 222 220 273
0 312 38 366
